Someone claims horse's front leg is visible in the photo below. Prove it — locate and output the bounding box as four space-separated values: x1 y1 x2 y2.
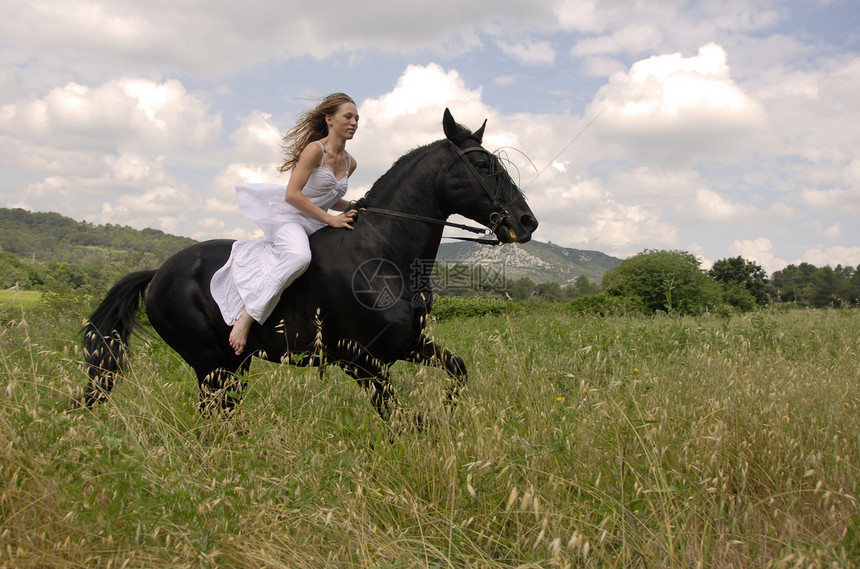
197 362 250 419
408 334 468 409
337 347 399 423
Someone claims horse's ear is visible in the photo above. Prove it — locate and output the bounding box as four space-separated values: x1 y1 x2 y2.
443 108 486 144
473 119 487 144
443 108 460 141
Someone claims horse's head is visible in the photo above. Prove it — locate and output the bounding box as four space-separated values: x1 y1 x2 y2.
441 109 538 244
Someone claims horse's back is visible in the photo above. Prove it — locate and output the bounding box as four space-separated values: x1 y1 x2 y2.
145 239 238 374
148 239 233 302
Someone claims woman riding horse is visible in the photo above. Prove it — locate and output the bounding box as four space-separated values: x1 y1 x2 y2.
81 108 538 425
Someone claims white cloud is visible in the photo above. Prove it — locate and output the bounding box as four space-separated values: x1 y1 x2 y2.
571 24 663 57
350 64 491 183
207 163 281 216
744 55 860 168
0 75 222 232
554 0 681 34
554 0 608 33
694 188 756 221
223 112 285 172
610 166 700 201
361 63 483 122
802 246 860 269
845 159 860 183
0 0 556 79
590 43 767 165
110 185 198 216
11 150 207 234
201 111 289 219
0 78 221 159
696 0 782 33
580 56 628 77
493 74 519 86
797 187 860 214
496 39 556 65
822 223 841 240
729 238 788 275
98 181 203 234
526 176 678 256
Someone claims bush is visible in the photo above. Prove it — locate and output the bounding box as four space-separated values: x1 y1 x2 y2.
567 294 608 315
429 295 511 320
603 249 721 315
721 282 757 312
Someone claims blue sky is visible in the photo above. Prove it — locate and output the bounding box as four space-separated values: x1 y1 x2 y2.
1 0 858 273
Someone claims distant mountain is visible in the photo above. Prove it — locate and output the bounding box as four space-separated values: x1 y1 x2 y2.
437 240 622 284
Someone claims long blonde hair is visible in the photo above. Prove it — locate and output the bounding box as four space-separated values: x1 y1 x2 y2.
279 93 356 173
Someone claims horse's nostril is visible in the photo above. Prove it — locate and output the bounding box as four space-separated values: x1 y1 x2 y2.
521 215 538 231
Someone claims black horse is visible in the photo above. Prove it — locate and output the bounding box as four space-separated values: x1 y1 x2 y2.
80 109 538 423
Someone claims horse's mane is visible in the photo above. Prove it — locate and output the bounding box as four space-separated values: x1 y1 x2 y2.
355 136 527 208
356 141 442 206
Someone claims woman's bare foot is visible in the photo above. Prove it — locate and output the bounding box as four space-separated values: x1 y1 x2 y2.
229 311 254 355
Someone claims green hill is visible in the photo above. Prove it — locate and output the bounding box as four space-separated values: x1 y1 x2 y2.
0 208 196 290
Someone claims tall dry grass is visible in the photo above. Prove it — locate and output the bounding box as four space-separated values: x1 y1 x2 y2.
1 300 858 568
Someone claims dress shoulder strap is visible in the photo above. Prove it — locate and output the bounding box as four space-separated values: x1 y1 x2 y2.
315 141 326 168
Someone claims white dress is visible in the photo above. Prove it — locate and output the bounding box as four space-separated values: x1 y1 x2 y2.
210 143 350 326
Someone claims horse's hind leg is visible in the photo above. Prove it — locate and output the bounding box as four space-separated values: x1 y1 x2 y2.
81 330 125 406
408 334 468 408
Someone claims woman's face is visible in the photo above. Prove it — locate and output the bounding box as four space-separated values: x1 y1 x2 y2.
327 102 359 140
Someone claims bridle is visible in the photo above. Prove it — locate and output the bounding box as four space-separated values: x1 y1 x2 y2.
448 141 511 232
359 140 513 246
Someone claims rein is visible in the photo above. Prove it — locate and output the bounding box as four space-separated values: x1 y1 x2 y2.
354 141 512 247
358 206 503 246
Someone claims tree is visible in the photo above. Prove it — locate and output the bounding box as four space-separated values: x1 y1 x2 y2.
573 275 601 297
602 249 721 315
771 263 818 303
506 277 536 300
535 281 562 299
804 265 847 307
850 264 860 305
708 256 770 309
0 252 43 289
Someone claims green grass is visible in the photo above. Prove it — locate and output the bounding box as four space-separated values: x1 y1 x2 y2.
0 289 41 312
1 302 859 568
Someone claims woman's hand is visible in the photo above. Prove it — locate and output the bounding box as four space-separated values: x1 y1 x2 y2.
327 209 357 229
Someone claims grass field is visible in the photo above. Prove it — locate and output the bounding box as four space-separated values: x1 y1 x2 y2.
0 289 41 312
1 300 858 568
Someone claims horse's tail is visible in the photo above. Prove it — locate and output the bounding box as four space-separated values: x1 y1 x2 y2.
79 270 157 407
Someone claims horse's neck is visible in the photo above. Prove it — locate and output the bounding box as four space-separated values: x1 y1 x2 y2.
365 144 447 214
361 144 447 260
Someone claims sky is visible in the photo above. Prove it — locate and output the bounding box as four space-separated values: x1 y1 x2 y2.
1 0 859 274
